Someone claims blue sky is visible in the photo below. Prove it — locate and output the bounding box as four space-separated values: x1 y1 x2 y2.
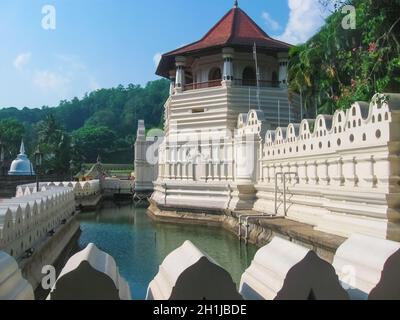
0 0 329 108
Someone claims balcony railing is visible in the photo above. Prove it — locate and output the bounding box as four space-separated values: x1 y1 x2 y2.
233 79 280 88
182 79 281 92
183 79 222 91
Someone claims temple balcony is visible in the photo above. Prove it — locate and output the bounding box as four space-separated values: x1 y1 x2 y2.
182 79 281 92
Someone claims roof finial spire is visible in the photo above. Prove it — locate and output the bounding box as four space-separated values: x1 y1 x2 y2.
20 139 26 155
234 0 238 8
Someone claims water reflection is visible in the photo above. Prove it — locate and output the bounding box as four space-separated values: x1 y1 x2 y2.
77 202 257 300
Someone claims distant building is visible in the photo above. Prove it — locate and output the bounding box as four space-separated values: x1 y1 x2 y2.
134 120 159 193
8 141 35 176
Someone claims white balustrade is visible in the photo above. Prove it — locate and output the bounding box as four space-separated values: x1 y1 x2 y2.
0 187 76 259
48 243 131 300
239 237 348 300
333 234 400 300
146 241 242 300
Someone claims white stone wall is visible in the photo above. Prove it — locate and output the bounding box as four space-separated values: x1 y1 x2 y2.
1 234 399 300
147 240 242 300
255 93 400 240
0 252 34 300
151 93 400 240
102 177 134 193
152 109 269 211
134 120 159 192
16 180 101 199
165 86 298 136
239 237 348 300
48 243 131 300
0 187 76 259
333 234 400 300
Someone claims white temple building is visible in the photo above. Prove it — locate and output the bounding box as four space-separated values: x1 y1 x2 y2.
135 2 400 243
8 141 35 176
144 2 300 208
155 1 299 133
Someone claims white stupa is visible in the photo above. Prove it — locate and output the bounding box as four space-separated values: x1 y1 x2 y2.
8 140 35 176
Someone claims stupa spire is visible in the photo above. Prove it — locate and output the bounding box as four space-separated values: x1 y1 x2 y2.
20 139 26 155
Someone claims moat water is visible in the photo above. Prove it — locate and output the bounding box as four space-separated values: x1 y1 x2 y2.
76 201 257 300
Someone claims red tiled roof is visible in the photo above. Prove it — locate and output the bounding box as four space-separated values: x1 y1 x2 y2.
156 6 291 78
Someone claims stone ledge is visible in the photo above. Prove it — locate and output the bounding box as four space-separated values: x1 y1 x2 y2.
247 215 345 254
148 200 346 263
148 201 223 227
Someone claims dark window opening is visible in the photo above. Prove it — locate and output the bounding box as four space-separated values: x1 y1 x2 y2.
242 67 256 86
208 68 222 81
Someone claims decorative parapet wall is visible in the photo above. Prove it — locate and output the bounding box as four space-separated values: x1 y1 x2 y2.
239 237 348 300
48 243 131 300
0 187 75 259
16 180 101 199
0 251 34 300
333 234 400 300
1 235 399 300
146 240 242 300
254 93 400 240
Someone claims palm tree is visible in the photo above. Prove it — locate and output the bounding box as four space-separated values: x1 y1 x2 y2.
37 114 62 145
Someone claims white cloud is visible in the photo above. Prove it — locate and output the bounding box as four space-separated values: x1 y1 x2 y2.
13 52 32 71
32 54 99 97
261 12 281 31
153 52 162 67
33 70 69 91
275 0 329 44
88 76 100 91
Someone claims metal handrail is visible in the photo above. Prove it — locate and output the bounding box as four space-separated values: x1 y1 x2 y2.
275 172 298 216
239 213 277 244
238 171 298 244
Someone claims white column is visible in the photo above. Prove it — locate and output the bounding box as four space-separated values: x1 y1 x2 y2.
222 48 234 87
169 70 176 95
277 52 289 88
175 56 186 93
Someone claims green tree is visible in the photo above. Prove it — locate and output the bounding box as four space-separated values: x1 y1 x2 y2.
0 79 170 163
72 126 117 163
0 118 25 159
35 114 72 174
289 0 400 114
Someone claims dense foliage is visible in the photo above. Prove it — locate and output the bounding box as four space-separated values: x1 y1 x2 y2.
289 0 400 116
0 79 169 173
0 119 25 158
1 0 399 174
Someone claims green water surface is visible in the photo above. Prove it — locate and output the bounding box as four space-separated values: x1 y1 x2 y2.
77 202 257 300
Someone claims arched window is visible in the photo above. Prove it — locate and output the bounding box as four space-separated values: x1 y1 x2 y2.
185 71 193 86
242 67 256 86
208 67 222 81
